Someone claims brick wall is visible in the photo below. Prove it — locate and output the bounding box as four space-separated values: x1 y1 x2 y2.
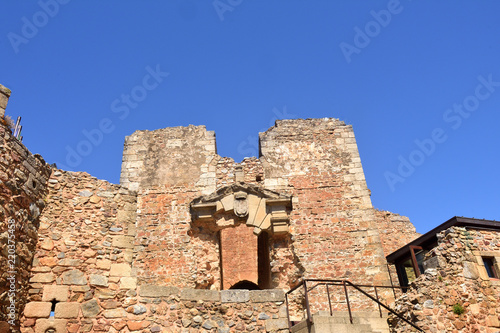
220 223 258 289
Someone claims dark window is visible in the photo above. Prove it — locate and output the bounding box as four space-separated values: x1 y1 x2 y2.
258 231 271 289
483 257 498 279
49 299 58 317
230 280 260 290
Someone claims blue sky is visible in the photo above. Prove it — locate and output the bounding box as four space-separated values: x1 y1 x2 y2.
1 1 499 234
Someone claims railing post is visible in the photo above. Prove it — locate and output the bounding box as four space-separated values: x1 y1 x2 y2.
343 280 353 324
303 280 312 324
326 284 333 316
374 286 382 318
286 292 291 330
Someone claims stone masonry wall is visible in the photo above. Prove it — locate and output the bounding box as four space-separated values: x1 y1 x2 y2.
374 210 420 288
0 105 52 331
374 210 420 258
0 84 11 118
21 169 137 332
120 119 409 306
389 226 500 332
260 119 390 289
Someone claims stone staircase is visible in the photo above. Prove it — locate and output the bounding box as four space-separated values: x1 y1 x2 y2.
290 311 390 333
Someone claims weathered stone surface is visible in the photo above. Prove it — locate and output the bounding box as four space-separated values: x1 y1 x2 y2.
180 289 220 302
109 263 131 277
127 320 151 331
54 302 80 318
120 277 137 289
221 290 250 303
34 319 67 333
103 308 127 318
61 269 87 285
42 285 69 302
140 285 180 297
132 304 147 315
89 274 108 287
81 299 100 317
112 235 134 249
96 259 111 270
250 289 285 303
265 318 288 331
24 302 52 318
30 273 56 283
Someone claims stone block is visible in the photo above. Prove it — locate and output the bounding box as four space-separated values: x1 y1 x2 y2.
110 263 131 277
96 259 111 270
24 302 52 318
54 302 80 318
265 318 288 331
181 289 220 302
486 315 500 328
81 299 100 317
42 285 69 302
221 290 249 303
139 285 179 297
34 319 67 333
112 235 134 249
120 277 137 289
30 273 56 283
90 274 109 287
463 261 479 279
103 308 127 318
250 289 285 303
61 269 86 285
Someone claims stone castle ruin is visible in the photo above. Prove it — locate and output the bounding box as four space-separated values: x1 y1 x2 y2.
1 83 499 332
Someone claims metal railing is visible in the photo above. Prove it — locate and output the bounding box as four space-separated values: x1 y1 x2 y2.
285 279 422 332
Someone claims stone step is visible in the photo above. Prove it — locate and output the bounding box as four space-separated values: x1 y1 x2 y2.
291 311 391 333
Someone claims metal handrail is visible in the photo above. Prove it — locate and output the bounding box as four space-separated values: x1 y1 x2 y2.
285 279 422 332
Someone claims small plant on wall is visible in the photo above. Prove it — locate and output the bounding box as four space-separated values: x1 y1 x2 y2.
1 114 14 130
453 303 465 315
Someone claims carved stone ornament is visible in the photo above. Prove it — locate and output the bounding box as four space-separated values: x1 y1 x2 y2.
233 191 248 218
190 183 292 235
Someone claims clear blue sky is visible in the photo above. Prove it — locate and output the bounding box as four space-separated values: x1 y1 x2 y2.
1 1 499 234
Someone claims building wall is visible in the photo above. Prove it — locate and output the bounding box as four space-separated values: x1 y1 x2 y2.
119 118 399 295
374 210 420 258
10 114 424 332
0 108 52 331
260 119 390 287
389 226 500 332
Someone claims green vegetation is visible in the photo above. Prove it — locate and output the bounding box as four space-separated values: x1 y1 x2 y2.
453 303 465 315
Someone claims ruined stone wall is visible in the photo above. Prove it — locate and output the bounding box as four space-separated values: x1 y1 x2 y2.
216 157 263 189
120 125 217 194
21 170 137 332
374 210 420 258
374 210 421 287
260 119 390 288
389 226 500 332
24 285 289 332
0 84 11 118
0 109 51 330
120 119 402 299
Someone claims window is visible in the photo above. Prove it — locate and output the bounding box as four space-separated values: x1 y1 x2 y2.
482 257 498 279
